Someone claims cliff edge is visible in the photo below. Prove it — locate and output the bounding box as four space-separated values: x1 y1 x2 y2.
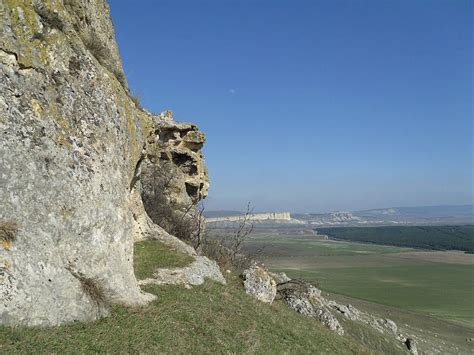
0 0 209 325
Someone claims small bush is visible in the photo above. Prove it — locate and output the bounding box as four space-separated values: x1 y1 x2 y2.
113 69 128 89
34 4 65 31
201 239 253 273
141 164 204 249
32 32 45 41
82 32 110 65
130 93 141 109
82 33 131 92
201 203 256 273
0 221 19 243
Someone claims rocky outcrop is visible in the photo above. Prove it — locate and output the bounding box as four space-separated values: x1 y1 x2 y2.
0 0 213 325
269 275 417 352
139 256 226 287
242 263 277 304
327 301 398 335
139 111 209 246
276 280 344 335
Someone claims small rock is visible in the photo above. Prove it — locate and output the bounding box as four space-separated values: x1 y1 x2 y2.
315 308 345 336
405 338 418 355
381 318 398 335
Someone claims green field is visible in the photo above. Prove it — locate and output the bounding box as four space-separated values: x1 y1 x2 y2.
245 235 474 326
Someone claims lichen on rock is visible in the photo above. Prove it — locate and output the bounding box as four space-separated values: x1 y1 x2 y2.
242 263 277 304
0 0 215 326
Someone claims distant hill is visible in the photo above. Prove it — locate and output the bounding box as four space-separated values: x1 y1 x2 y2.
357 204 473 218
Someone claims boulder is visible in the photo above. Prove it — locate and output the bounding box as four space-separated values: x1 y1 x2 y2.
139 256 226 287
242 263 277 304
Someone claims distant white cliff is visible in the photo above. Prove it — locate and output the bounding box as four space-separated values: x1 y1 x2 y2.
206 212 292 223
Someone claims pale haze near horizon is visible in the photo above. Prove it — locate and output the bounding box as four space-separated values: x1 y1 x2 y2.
109 0 473 213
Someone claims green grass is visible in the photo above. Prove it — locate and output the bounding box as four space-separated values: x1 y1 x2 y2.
133 240 194 279
245 236 412 258
253 237 474 326
2 239 399 354
0 278 369 353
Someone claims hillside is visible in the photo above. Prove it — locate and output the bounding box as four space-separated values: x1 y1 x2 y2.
0 240 404 354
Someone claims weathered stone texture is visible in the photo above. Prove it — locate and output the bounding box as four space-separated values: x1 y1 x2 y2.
139 256 226 287
0 0 212 325
242 263 277 304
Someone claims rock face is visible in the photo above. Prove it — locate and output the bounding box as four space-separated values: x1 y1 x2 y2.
140 111 209 245
0 0 213 325
242 263 277 304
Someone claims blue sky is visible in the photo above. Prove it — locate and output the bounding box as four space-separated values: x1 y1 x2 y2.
109 0 472 213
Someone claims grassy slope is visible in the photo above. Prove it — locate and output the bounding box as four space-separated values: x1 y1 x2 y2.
1 240 403 354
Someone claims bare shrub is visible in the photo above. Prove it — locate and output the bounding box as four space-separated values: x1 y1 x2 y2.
0 221 19 243
81 32 129 90
32 32 45 41
201 203 256 273
114 69 128 90
141 162 204 249
129 93 142 110
82 32 110 65
228 202 254 261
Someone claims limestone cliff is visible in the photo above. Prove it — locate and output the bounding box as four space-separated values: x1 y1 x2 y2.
0 0 209 325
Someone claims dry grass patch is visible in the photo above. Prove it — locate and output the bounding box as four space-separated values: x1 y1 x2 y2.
0 221 19 248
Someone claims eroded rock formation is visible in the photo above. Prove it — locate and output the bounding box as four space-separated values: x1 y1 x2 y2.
242 263 277 304
0 0 215 325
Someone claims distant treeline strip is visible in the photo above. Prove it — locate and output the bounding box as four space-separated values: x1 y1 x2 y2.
316 225 474 253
